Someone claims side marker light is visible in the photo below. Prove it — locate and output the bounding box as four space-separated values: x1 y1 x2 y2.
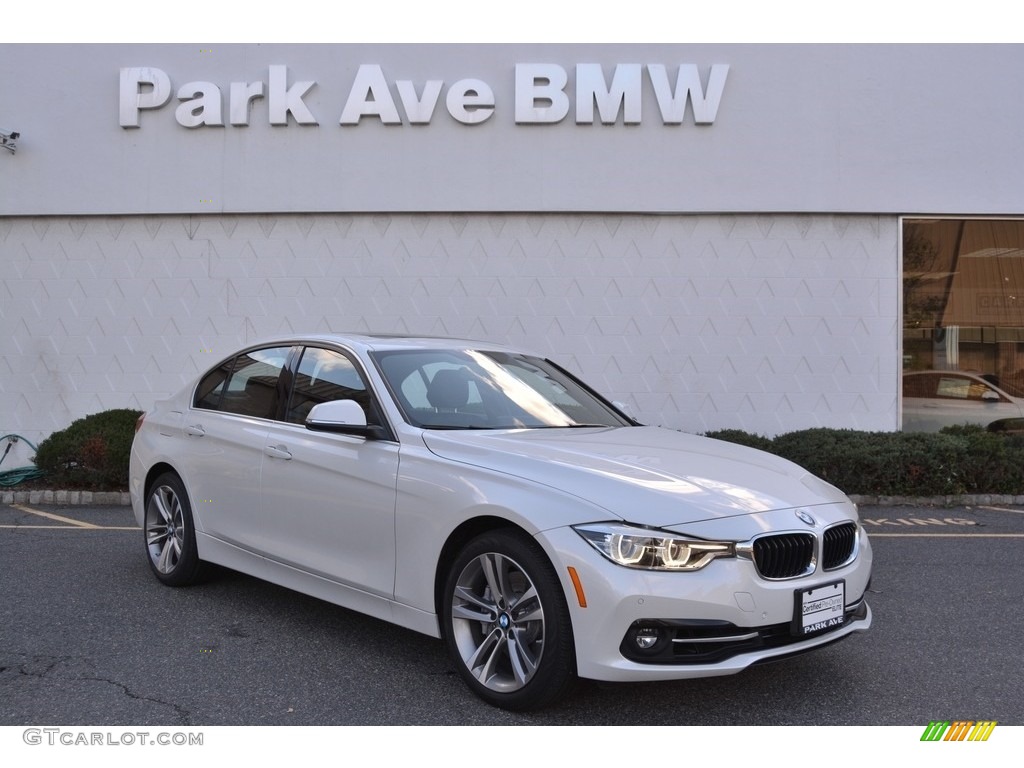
567 566 587 608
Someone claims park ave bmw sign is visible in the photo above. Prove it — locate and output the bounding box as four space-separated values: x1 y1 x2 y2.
119 63 729 129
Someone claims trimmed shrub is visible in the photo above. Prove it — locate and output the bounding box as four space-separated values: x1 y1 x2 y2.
703 429 774 453
770 429 965 496
33 408 142 490
702 425 1024 497
24 412 1024 497
940 424 1024 494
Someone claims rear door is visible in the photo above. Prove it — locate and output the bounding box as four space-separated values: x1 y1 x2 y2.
180 345 294 544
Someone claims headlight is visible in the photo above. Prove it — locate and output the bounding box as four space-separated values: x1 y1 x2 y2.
573 524 735 571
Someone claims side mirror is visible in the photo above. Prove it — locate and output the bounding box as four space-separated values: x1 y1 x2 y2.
305 400 384 439
982 390 1001 403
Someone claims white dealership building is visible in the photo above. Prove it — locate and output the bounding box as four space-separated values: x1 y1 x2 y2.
2 44 1024 454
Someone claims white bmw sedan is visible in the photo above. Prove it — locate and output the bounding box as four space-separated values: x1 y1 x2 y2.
130 334 873 710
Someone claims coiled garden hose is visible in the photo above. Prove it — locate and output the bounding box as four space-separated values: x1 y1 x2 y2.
0 434 46 487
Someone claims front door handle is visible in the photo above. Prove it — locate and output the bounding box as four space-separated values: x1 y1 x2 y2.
264 444 292 460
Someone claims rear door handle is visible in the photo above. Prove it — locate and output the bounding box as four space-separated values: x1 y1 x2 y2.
185 424 206 437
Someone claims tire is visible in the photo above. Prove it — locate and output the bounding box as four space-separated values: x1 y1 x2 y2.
143 472 209 586
443 529 577 711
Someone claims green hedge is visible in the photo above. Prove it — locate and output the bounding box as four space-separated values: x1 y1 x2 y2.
24 409 1024 497
33 409 142 490
704 425 1024 496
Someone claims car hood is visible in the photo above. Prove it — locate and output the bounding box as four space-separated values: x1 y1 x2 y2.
421 426 849 527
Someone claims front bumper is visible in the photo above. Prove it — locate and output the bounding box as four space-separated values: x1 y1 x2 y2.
537 521 873 683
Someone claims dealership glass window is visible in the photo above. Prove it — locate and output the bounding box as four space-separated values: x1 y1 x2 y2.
903 219 1024 399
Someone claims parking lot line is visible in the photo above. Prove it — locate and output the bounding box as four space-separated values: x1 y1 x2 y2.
0 528 140 532
10 504 100 528
868 533 1024 538
3 504 139 530
978 506 1024 515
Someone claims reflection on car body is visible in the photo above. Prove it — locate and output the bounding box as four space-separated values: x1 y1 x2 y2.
902 370 1024 432
130 334 872 710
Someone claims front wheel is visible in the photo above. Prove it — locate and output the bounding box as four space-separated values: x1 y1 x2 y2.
144 472 209 586
443 529 577 711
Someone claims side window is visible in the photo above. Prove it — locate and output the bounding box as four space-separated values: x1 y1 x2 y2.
194 346 292 419
902 374 936 399
195 359 233 410
967 381 994 401
286 347 375 424
935 376 974 400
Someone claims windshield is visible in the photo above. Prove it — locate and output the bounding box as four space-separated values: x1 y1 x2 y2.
371 349 632 430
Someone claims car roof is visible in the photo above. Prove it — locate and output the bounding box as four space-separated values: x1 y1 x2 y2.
905 370 985 377
244 333 535 356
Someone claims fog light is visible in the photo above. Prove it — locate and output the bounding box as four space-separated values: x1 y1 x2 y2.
634 627 660 650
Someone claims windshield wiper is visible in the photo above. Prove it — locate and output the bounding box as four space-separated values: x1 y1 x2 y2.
422 424 503 430
523 423 617 429
423 423 620 431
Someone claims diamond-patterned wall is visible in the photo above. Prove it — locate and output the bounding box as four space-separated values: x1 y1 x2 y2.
0 213 899 453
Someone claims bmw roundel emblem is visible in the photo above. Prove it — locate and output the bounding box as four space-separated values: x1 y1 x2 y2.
498 613 510 630
795 509 817 527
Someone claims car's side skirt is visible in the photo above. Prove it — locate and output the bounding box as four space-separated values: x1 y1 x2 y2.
196 532 442 639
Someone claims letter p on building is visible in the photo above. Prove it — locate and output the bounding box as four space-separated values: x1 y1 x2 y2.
120 67 172 127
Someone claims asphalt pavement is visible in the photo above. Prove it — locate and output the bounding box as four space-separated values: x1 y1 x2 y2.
1 500 1022 726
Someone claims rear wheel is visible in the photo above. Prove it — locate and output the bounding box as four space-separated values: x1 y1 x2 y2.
443 529 577 711
144 472 208 586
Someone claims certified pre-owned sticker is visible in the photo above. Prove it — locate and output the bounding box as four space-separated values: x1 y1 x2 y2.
794 581 845 636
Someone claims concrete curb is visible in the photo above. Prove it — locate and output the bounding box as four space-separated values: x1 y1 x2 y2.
849 494 1024 507
2 489 1023 508
1 489 132 506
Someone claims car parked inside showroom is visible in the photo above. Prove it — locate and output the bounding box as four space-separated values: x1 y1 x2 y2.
130 334 873 710
902 369 1024 432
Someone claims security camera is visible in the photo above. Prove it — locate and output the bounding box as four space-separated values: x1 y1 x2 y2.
0 129 19 154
